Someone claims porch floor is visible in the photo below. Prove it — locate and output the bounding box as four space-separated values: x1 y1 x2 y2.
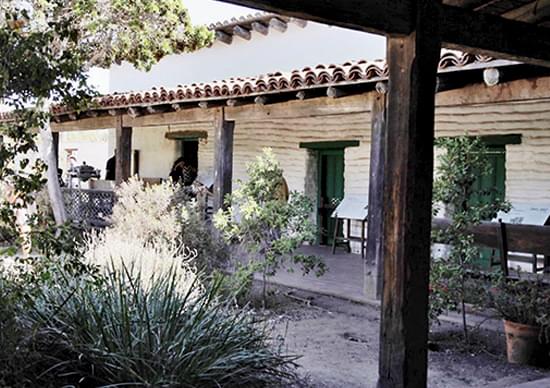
259 245 369 304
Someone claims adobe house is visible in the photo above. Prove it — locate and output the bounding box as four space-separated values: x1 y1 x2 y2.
50 49 550 292
45 0 550 385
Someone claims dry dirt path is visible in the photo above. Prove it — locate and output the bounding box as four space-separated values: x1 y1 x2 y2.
253 285 550 388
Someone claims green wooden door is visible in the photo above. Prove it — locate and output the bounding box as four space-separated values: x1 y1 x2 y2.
318 149 345 245
472 145 506 269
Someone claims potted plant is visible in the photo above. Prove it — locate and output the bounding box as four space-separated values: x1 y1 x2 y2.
489 274 550 367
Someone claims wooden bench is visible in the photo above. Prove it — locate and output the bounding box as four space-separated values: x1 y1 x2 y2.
432 218 550 276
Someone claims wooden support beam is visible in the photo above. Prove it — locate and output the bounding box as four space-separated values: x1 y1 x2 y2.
115 116 132 185
215 30 233 45
269 17 288 32
290 18 308 28
52 131 60 170
378 1 442 386
327 86 346 98
215 1 550 66
214 0 413 35
440 3 550 66
233 25 252 40
364 91 386 301
213 109 235 212
251 21 269 35
254 95 268 105
145 106 159 114
503 0 550 24
226 99 240 107
296 91 308 100
127 107 141 118
51 115 116 132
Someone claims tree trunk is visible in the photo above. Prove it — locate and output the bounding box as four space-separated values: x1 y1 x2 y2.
39 122 67 225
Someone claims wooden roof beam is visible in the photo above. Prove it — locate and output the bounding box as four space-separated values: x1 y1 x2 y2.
215 30 233 45
233 25 252 40
502 0 550 24
251 21 269 35
269 17 288 32
214 0 414 35
441 3 550 67
215 0 550 66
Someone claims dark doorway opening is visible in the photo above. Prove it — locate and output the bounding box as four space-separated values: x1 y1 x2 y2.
181 139 199 172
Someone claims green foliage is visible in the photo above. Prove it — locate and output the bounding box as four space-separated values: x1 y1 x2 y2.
489 275 549 326
214 149 326 302
430 136 510 336
0 259 297 387
0 0 212 253
179 198 229 273
107 178 228 274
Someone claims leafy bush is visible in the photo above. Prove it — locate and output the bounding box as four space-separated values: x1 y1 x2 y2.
108 178 228 274
214 149 325 304
489 274 550 328
430 136 510 338
0 259 297 387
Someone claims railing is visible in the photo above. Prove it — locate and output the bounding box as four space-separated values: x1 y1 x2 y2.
432 217 550 276
62 188 115 227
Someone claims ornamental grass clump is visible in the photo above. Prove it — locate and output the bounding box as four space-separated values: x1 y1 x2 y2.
2 261 297 387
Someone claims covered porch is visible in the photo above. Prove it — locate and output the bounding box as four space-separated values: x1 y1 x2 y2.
47 0 550 379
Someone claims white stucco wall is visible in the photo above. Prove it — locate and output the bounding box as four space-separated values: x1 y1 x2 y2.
108 22 386 93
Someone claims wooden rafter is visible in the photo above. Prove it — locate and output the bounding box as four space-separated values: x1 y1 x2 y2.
215 0 550 66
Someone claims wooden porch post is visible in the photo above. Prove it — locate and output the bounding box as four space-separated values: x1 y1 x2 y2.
115 116 132 185
378 1 441 387
52 131 60 169
364 88 387 300
213 108 235 212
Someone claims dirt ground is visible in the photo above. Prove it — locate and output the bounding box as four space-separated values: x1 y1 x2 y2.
249 283 550 388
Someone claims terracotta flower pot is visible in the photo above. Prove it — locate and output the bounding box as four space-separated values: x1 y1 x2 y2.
503 320 549 367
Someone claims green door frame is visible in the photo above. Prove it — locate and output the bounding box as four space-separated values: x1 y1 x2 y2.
317 148 345 245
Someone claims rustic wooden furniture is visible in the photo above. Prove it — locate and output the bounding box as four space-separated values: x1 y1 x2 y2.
493 205 550 276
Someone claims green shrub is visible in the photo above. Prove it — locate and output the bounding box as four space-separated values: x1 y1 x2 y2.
109 178 228 275
214 149 325 304
430 136 510 338
0 259 297 387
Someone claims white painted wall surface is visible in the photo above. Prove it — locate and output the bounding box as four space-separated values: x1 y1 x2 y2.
109 23 386 93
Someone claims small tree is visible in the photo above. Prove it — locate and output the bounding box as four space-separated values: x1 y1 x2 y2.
214 149 326 306
431 136 510 341
0 1 212 253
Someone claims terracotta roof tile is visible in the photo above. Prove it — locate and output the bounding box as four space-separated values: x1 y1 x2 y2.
30 51 519 118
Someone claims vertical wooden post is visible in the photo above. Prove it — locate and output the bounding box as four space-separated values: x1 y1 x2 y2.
364 90 387 300
213 108 235 211
378 1 442 387
52 131 60 169
115 116 132 185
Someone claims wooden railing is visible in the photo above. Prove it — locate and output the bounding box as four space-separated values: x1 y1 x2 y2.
432 218 550 275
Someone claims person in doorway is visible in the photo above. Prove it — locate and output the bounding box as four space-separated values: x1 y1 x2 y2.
169 157 197 186
105 151 116 181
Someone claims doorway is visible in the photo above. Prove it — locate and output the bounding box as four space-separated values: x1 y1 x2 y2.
318 148 345 245
180 139 199 172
